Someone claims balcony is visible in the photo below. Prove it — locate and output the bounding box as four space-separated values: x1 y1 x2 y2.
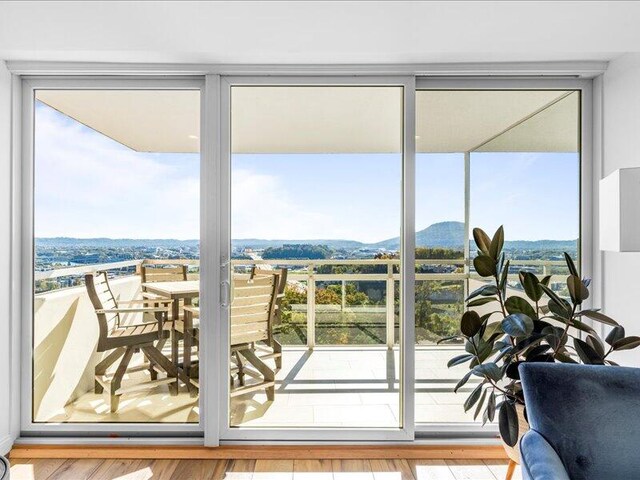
33 256 566 427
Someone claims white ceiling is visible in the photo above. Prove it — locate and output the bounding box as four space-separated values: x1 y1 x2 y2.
35 87 578 154
0 1 638 64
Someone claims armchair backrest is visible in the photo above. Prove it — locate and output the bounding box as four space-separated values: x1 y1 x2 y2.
141 264 188 284
250 267 288 324
520 363 640 480
85 271 119 351
230 274 279 347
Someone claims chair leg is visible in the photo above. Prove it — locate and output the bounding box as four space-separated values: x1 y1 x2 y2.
239 348 275 401
273 339 283 370
234 351 245 386
110 347 134 413
171 329 180 395
505 460 517 480
149 338 167 381
142 345 191 396
94 347 126 394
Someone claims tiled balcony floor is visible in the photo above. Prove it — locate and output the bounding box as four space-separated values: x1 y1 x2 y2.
44 346 481 426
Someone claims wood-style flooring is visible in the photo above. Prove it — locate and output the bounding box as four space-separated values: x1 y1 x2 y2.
9 458 522 479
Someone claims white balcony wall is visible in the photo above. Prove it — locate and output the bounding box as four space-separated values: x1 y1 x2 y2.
602 53 640 367
33 276 143 422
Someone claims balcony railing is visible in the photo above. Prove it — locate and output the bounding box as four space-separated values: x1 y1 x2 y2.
35 257 568 349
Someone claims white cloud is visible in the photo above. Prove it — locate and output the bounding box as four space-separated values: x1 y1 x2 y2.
34 103 199 239
231 168 334 239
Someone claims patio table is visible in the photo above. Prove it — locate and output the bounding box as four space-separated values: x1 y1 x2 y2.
141 280 200 394
141 280 199 321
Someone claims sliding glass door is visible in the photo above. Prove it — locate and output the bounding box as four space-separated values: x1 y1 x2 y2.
23 78 205 435
21 74 588 442
218 77 415 440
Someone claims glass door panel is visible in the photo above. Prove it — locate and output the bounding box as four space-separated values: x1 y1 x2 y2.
414 89 580 425
227 84 405 430
31 88 201 425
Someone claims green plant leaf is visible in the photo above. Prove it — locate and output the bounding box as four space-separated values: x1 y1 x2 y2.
461 310 483 337
489 226 505 260
466 284 498 301
437 335 462 344
606 326 625 346
548 297 573 320
499 260 510 293
555 352 578 363
472 362 503 382
464 383 484 412
467 297 497 307
570 319 597 336
574 338 604 364
586 335 605 358
501 313 534 337
454 371 473 393
519 271 543 302
474 388 488 420
499 401 519 447
447 354 474 368
579 310 619 326
613 336 640 351
473 228 492 256
504 296 537 319
474 255 497 277
564 252 579 277
487 391 496 423
567 274 589 304
538 283 565 308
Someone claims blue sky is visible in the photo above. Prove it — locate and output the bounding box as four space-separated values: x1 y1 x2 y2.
35 101 579 242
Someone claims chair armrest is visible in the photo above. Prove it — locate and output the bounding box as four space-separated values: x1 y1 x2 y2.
97 306 170 314
118 299 173 305
183 306 200 317
520 430 570 480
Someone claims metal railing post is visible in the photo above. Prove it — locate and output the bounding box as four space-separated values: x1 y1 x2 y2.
386 262 395 348
307 262 316 349
341 280 346 311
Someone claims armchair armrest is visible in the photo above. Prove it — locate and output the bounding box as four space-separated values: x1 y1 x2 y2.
118 298 173 305
97 306 170 314
520 430 570 480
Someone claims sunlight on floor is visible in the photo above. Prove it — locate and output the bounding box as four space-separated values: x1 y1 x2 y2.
41 346 479 427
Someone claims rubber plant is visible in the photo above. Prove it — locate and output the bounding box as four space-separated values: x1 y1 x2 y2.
440 225 640 447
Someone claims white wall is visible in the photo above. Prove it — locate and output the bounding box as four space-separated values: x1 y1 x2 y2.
0 61 13 454
0 1 639 64
602 53 640 366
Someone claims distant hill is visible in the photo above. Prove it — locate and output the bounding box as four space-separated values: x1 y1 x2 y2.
36 237 199 248
231 238 365 250
373 221 465 250
36 223 577 252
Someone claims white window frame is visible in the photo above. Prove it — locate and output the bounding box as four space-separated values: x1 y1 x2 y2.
413 77 594 435
18 76 211 438
217 75 416 442
6 64 598 446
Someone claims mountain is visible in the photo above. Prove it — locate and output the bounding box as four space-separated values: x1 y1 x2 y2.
36 223 578 252
36 237 199 248
373 221 465 250
231 238 365 250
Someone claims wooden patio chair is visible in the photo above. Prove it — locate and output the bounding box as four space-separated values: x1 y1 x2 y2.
249 267 287 370
178 274 280 401
85 271 188 412
140 264 188 300
230 273 280 401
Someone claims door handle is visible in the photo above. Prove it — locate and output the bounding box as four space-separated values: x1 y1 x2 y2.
220 280 231 308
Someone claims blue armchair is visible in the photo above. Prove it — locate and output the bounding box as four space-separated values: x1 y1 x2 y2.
519 363 640 480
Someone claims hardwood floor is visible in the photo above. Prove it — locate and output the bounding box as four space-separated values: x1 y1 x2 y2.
9 458 522 479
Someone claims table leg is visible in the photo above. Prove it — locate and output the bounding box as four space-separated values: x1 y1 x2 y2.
184 308 194 396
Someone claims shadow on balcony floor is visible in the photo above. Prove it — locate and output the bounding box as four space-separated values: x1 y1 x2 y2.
41 346 479 425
